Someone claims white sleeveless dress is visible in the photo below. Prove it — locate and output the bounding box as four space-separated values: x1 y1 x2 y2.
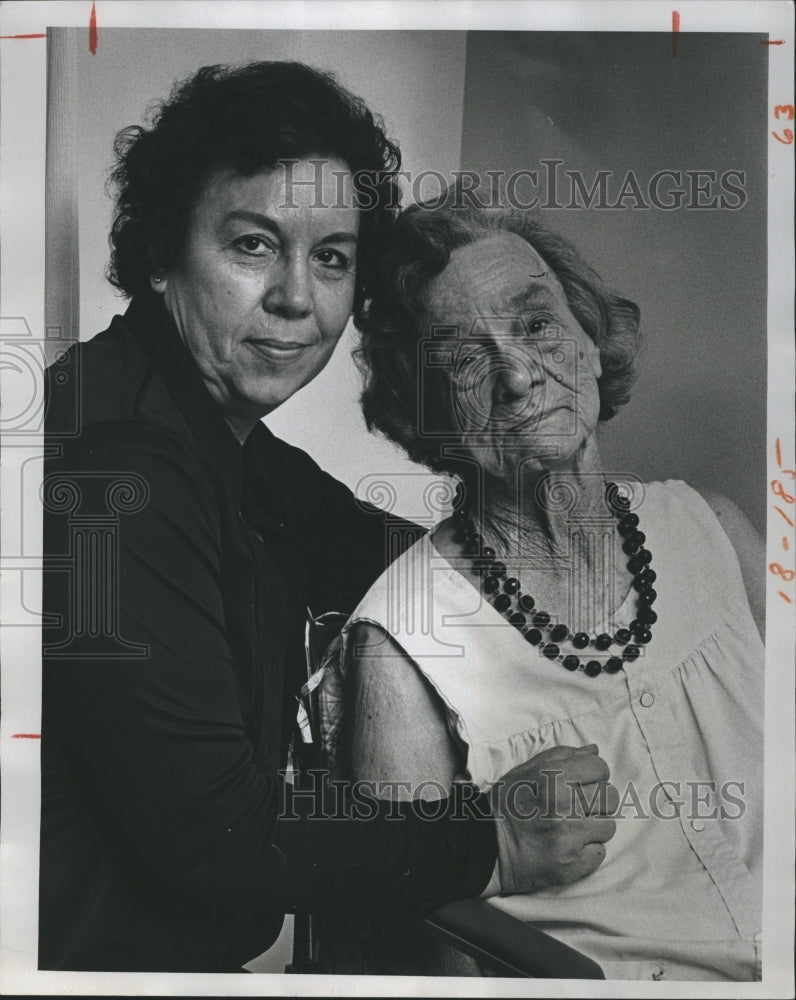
341 481 763 982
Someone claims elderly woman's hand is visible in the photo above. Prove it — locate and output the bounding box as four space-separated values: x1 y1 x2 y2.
490 744 618 895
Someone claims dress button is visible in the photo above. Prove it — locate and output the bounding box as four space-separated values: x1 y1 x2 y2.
639 691 655 708
691 818 705 832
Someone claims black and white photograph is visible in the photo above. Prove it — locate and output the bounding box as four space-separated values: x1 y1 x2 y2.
0 2 793 996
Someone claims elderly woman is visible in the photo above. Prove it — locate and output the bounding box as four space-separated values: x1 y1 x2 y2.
40 63 606 973
339 203 765 980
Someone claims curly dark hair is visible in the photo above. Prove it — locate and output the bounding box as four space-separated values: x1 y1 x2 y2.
108 61 401 314
358 203 642 474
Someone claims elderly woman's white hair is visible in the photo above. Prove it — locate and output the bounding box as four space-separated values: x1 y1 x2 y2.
357 201 642 475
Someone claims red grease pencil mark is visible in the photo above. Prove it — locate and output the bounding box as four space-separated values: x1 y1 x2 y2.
12 733 41 739
778 591 793 604
89 1 97 55
671 11 680 58
762 40 786 45
0 33 47 40
777 506 796 527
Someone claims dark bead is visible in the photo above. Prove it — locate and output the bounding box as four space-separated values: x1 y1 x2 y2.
622 530 646 555
490 560 507 579
563 654 580 671
627 550 652 573
637 607 658 625
550 623 568 643
618 513 640 535
482 546 495 559
503 577 520 595
633 568 657 591
509 612 526 628
638 588 657 606
605 656 623 674
623 644 641 662
634 627 653 644
594 633 613 650
525 628 542 645
542 643 560 660
614 627 632 644
494 594 511 613
518 594 536 612
572 631 590 649
629 619 641 633
483 576 499 594
532 611 551 628
584 660 603 677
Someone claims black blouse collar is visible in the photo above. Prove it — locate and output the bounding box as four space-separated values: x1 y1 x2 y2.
122 292 265 511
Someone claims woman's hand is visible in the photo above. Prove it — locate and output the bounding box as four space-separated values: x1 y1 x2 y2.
345 624 618 896
490 744 618 895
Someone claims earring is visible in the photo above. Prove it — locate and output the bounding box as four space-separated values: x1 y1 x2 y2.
153 274 164 284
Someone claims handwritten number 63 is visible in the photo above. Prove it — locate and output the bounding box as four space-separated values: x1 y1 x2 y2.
773 104 794 144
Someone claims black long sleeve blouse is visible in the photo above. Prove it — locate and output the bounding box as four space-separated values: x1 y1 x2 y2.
39 293 496 972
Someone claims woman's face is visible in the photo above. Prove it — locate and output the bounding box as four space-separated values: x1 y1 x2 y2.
155 158 359 439
423 232 603 481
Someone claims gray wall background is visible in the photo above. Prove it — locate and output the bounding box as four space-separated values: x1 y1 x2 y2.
460 32 767 531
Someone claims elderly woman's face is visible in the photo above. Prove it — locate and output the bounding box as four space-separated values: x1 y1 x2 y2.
423 232 602 479
155 158 358 438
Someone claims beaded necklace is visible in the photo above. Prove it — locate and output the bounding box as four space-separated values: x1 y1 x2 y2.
452 484 656 677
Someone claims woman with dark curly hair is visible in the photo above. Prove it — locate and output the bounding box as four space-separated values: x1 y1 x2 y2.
40 63 587 973
333 202 766 979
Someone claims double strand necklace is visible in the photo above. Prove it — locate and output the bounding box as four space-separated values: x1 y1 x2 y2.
452 483 657 677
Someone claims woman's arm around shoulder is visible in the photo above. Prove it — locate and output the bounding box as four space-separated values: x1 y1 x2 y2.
344 621 464 797
698 488 766 641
